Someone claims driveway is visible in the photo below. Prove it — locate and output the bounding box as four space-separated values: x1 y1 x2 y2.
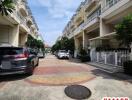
0 54 132 100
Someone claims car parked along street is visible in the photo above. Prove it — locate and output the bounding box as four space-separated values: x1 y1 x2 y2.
57 50 70 59
38 50 45 58
0 47 39 75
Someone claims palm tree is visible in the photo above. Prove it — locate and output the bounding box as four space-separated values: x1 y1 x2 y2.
0 0 15 16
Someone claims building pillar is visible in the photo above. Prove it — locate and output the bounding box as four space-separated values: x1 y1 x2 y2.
100 19 110 37
105 52 107 64
97 52 99 62
82 31 88 50
9 25 19 47
19 33 28 47
74 37 79 58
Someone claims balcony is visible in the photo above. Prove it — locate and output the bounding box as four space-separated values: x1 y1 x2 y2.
5 0 28 24
27 17 32 24
68 32 74 39
13 0 28 16
30 25 37 35
74 22 84 36
19 1 28 17
101 0 131 19
17 12 29 32
85 0 98 12
83 8 100 30
26 16 33 28
102 0 121 12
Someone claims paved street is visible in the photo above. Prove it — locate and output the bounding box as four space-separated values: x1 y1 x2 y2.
0 54 132 100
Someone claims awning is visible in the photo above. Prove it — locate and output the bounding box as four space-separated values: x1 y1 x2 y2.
89 32 116 41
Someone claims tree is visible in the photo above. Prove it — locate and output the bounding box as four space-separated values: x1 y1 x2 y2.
68 38 75 53
25 34 34 48
0 0 15 16
51 40 61 52
115 14 132 48
51 37 75 54
25 34 45 50
61 37 69 50
36 40 45 50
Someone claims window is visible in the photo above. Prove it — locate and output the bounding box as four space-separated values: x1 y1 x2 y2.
106 0 113 7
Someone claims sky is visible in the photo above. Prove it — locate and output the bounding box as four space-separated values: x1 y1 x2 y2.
28 0 83 46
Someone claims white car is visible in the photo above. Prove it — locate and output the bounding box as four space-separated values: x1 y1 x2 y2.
57 50 69 59
38 51 45 58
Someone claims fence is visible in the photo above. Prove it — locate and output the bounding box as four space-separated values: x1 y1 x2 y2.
90 49 130 67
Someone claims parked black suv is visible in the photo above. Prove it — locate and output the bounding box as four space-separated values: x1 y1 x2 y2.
0 47 39 75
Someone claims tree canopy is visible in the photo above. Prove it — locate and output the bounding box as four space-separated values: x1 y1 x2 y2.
0 0 15 16
25 34 45 51
51 37 75 53
115 14 132 47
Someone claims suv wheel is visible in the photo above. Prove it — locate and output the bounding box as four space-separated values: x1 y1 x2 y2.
27 62 34 75
36 60 39 66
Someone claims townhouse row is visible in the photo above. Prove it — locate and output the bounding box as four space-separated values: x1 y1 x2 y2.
0 0 39 47
62 0 132 67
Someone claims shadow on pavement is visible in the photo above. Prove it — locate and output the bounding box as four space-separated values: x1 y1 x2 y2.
0 74 30 82
91 69 132 84
68 57 82 64
67 57 132 84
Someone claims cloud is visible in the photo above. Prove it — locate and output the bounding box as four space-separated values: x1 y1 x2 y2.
35 0 82 19
37 0 52 7
28 0 83 45
41 30 62 46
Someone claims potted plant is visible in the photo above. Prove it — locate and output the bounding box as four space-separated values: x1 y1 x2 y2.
123 61 132 75
79 48 91 62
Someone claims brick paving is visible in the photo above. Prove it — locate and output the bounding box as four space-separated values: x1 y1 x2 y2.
25 55 95 86
33 66 91 75
0 54 132 100
0 82 6 89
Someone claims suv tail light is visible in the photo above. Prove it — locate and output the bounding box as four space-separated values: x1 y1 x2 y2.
14 52 29 59
14 54 26 59
24 51 29 58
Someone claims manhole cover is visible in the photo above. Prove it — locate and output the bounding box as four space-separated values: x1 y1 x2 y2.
64 85 91 99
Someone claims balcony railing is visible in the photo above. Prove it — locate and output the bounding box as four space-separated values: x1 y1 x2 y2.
85 0 94 5
12 0 27 7
74 22 84 35
84 8 101 27
85 0 98 11
16 12 29 30
102 0 121 12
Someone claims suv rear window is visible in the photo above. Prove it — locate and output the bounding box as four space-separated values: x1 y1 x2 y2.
0 47 23 55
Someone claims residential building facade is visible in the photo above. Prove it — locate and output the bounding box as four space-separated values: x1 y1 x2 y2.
62 0 132 67
0 0 39 47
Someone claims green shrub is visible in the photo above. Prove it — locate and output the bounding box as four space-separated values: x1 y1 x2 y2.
79 49 87 56
79 49 91 62
79 55 91 62
123 61 132 75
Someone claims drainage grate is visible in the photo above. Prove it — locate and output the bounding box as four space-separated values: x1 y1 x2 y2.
64 85 91 100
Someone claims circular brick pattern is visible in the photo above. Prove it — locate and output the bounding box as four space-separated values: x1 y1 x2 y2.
0 82 6 89
25 67 95 86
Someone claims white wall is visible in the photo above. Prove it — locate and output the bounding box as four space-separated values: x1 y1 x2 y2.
0 26 10 44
